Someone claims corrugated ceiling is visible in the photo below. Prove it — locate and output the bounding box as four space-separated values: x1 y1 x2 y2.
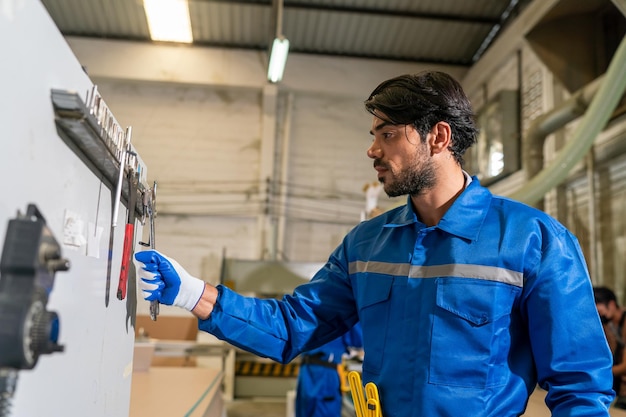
41 0 532 66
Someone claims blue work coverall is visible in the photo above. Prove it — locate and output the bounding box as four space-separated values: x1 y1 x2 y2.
200 178 614 416
296 324 362 417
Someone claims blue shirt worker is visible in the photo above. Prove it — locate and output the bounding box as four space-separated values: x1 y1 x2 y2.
134 71 614 417
296 323 363 417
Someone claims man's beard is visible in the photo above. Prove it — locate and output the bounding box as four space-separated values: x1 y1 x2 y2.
378 156 437 197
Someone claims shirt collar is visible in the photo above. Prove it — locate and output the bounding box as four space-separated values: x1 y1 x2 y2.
436 177 491 241
383 175 491 242
462 170 473 187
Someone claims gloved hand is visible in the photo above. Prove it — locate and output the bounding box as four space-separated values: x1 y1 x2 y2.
134 250 206 311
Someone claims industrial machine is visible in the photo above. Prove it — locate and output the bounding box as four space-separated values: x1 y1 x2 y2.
0 205 69 416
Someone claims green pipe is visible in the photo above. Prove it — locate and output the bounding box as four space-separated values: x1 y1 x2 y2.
508 33 626 205
521 76 603 179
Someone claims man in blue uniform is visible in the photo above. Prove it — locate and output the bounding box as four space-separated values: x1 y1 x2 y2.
296 323 362 417
594 286 626 409
135 71 614 416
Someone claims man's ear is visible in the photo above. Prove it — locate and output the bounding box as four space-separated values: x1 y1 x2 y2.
428 122 452 156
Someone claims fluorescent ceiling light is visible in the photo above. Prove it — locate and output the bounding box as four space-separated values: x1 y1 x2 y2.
267 37 290 83
143 0 193 43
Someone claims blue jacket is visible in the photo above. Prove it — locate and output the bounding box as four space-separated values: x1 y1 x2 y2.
200 178 614 416
304 322 363 365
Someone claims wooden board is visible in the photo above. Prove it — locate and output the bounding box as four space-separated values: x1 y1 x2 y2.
129 367 224 417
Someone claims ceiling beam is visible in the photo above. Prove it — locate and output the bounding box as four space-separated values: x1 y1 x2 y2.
190 0 500 25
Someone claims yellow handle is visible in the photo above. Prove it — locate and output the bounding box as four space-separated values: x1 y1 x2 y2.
365 382 381 417
347 371 383 417
338 364 351 393
348 371 367 417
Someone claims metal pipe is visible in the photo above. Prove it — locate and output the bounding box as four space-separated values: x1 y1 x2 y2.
275 0 284 38
521 76 604 183
586 150 598 283
509 33 626 205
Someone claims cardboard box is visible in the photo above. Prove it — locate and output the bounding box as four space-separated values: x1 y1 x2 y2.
135 315 199 341
135 315 199 367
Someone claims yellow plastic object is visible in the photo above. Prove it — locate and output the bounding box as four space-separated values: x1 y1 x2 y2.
365 382 381 417
338 364 351 393
348 371 367 417
347 371 383 417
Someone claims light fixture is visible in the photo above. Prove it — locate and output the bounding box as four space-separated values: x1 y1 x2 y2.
267 0 289 83
267 36 290 83
143 0 193 43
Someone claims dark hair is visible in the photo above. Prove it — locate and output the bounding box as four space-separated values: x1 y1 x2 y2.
364 71 478 165
594 286 618 306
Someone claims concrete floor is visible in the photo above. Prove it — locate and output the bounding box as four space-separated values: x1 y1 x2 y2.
225 398 287 417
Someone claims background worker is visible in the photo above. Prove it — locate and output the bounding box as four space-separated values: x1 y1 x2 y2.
296 323 363 417
135 71 614 416
594 286 626 409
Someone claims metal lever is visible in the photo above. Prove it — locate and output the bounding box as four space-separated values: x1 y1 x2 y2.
139 181 159 321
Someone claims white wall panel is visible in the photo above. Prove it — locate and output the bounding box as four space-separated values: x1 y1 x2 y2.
0 1 141 415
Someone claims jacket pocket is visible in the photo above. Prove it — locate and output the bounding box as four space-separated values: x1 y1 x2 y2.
429 277 519 388
356 274 393 375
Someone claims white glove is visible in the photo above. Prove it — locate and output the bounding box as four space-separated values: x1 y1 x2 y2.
134 250 205 311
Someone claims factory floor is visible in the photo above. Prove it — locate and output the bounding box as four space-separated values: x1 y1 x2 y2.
225 398 286 417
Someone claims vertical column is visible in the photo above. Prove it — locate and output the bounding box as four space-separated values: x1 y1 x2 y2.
258 83 278 260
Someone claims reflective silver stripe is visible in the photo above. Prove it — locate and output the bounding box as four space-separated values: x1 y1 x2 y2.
349 261 411 276
349 261 523 287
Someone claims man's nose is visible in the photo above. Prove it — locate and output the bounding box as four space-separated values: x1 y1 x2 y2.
367 139 381 159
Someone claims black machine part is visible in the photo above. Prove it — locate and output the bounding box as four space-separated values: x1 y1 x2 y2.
0 204 70 370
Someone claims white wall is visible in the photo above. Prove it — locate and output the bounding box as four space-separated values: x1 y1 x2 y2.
0 1 142 415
